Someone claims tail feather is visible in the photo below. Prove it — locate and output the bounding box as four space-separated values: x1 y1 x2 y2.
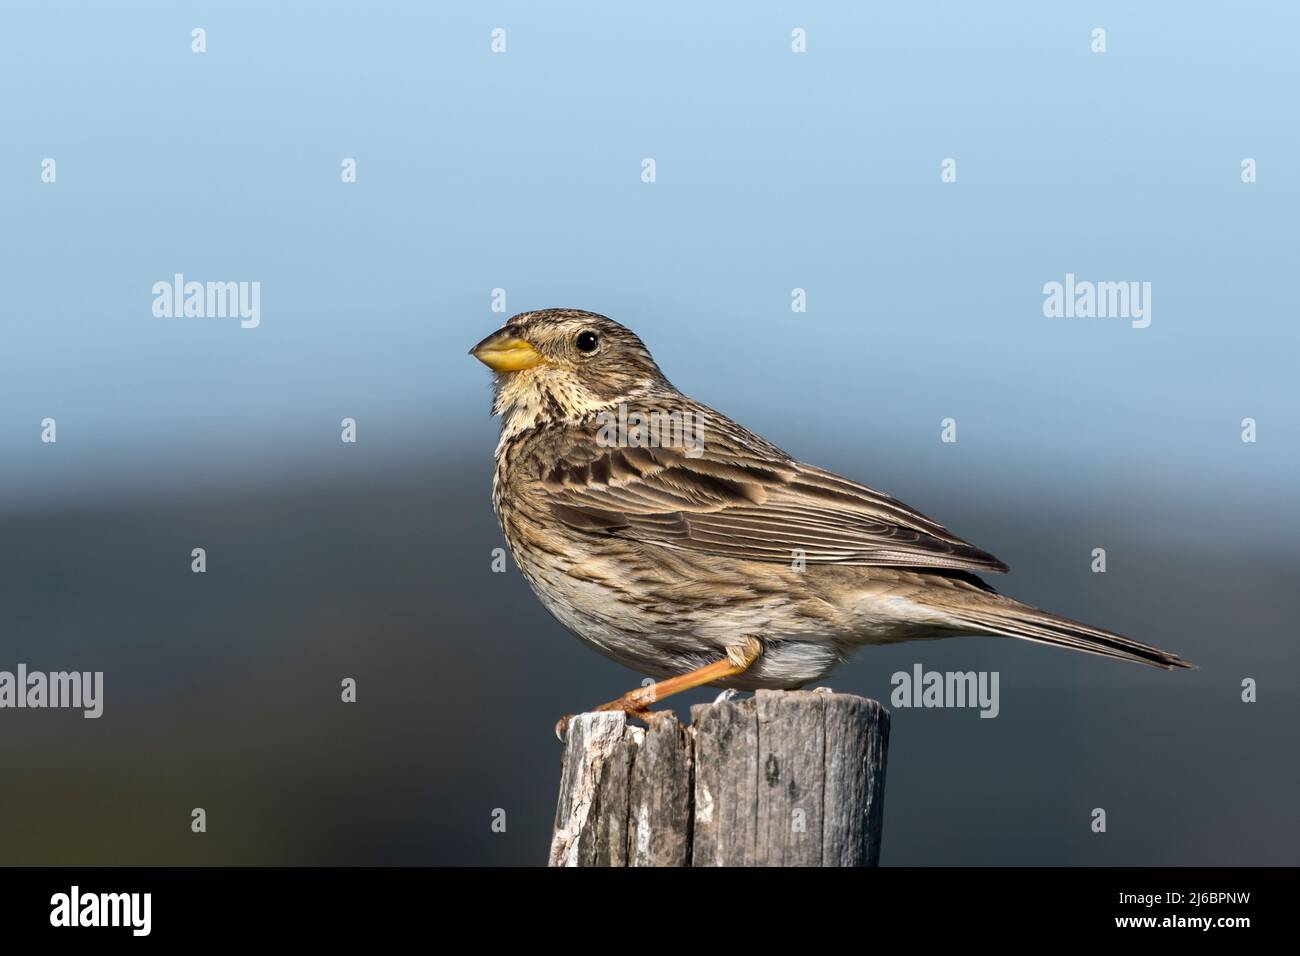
943 598 1195 671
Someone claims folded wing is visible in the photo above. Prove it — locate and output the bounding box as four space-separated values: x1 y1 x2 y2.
535 409 1008 574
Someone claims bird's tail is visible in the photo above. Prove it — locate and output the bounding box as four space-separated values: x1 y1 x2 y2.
933 593 1194 670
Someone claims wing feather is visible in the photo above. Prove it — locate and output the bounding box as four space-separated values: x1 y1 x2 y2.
531 403 1008 573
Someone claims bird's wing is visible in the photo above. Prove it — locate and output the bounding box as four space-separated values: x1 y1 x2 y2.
533 407 1008 574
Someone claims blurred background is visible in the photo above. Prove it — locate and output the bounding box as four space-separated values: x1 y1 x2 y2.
1 1 1296 865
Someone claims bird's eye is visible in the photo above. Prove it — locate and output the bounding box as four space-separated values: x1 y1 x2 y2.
575 330 600 353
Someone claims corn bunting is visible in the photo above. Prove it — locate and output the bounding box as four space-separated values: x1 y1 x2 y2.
471 309 1192 724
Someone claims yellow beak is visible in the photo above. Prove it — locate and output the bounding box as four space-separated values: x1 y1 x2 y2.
470 331 544 372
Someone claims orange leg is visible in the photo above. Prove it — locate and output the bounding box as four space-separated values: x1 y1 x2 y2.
556 637 763 739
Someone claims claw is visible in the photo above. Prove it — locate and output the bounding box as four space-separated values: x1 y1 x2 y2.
555 715 573 741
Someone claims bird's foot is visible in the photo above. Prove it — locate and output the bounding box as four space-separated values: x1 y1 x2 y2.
556 637 765 742
712 688 740 705
555 701 652 741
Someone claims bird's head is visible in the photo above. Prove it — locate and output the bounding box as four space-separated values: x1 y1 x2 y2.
470 309 670 431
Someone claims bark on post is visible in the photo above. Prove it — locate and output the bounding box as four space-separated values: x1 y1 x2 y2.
548 689 890 867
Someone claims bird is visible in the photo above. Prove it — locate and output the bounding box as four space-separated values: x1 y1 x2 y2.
471 308 1193 728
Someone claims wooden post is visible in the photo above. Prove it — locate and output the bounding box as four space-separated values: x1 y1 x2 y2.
548 688 890 867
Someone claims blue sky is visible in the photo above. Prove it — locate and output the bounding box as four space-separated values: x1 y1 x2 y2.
2 1 1296 524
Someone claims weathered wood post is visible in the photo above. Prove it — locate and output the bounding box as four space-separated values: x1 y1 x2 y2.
549 688 890 867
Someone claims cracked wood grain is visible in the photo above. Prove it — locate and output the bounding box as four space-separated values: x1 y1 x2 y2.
550 690 889 867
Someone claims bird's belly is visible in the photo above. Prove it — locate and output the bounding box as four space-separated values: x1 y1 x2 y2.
499 503 963 689
509 539 850 689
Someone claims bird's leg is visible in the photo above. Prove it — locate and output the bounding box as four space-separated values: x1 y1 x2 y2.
597 637 764 717
556 637 763 739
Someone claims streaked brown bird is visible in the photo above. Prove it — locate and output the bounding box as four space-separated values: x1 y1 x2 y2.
471 309 1192 726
